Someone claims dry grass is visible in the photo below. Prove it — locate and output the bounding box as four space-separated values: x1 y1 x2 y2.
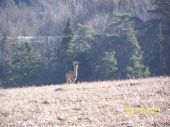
0 77 170 127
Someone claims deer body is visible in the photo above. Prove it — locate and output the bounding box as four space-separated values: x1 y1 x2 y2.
66 61 79 83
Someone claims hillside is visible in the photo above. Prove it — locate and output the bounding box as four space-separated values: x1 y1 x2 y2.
0 0 152 36
0 77 170 127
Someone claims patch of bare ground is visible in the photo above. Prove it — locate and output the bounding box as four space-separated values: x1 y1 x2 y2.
0 77 170 127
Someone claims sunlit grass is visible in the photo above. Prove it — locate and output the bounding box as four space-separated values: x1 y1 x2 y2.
0 77 170 127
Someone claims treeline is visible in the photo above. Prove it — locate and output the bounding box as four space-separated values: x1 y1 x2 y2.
0 0 170 87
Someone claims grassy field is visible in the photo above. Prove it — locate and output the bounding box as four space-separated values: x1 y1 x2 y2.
0 77 170 127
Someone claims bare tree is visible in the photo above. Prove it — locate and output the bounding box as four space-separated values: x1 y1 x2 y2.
0 1 40 36
86 13 110 34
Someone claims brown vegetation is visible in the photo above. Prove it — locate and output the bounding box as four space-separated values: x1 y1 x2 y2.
0 0 152 36
0 77 170 127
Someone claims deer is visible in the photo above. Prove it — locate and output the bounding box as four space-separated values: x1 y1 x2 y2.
66 61 79 84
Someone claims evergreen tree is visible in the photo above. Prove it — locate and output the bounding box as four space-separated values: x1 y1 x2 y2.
149 0 170 74
150 0 170 22
113 13 150 78
75 24 95 53
55 17 76 83
94 51 118 80
0 33 6 84
58 17 74 58
7 42 43 87
125 21 150 78
74 24 95 81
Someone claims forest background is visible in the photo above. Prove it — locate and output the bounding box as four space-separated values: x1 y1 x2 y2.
0 0 169 87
